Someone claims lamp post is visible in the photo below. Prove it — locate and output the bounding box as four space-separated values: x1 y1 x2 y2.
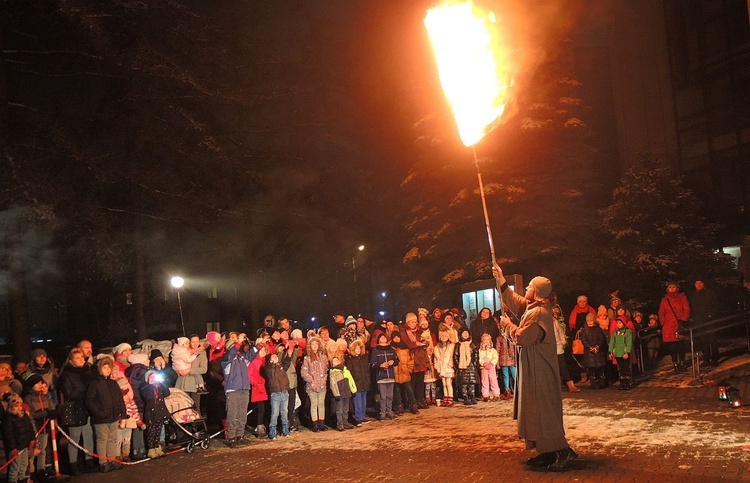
352 245 365 312
171 276 186 337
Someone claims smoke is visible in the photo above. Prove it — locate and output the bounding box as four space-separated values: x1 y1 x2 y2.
480 0 596 123
0 205 61 297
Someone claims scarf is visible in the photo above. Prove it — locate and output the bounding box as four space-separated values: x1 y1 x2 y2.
458 341 472 369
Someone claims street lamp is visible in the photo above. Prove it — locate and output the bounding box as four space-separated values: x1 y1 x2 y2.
171 276 187 337
352 245 365 312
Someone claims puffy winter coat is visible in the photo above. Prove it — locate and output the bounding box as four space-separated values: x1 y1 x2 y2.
329 366 357 398
248 356 268 403
433 342 455 378
300 352 329 394
85 376 126 425
579 325 608 369
345 354 371 392
1 410 35 452
140 383 170 424
369 345 398 382
453 341 478 385
264 361 290 394
392 346 413 384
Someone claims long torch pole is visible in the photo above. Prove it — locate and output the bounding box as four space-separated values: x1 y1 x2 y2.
472 145 497 267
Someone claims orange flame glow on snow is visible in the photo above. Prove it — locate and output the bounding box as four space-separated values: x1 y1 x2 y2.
424 1 514 146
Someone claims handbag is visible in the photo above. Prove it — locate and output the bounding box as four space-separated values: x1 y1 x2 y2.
572 331 585 355
666 299 689 336
58 400 88 427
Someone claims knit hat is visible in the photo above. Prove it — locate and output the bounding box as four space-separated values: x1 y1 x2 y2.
114 343 132 355
23 373 44 389
149 349 164 362
345 316 357 327
528 276 552 299
405 312 418 324
206 331 224 350
176 337 189 347
290 329 303 340
127 352 149 366
432 307 443 316
30 348 47 360
417 307 429 317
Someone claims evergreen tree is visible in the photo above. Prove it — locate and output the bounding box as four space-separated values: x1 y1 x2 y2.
401 11 608 307
599 155 736 309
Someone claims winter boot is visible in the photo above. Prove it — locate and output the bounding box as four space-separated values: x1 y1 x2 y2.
566 380 581 392
312 420 320 432
268 426 277 440
281 424 290 437
396 404 404 416
256 424 267 439
318 420 328 431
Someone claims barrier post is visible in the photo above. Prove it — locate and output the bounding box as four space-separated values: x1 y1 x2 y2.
50 419 61 476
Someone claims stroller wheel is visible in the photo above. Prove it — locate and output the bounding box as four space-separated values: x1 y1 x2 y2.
200 439 210 450
186 442 195 454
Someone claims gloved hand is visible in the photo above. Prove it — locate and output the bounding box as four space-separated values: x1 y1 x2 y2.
492 263 506 285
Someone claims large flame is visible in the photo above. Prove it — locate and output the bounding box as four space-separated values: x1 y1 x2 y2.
424 1 514 147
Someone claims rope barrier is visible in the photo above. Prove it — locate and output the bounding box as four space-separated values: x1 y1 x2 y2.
56 425 183 466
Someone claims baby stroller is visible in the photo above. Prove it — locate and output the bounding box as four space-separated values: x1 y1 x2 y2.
163 388 211 453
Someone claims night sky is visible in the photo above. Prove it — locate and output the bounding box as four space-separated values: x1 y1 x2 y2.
0 0 639 345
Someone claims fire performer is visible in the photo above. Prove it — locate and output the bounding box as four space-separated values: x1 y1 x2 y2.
492 263 577 472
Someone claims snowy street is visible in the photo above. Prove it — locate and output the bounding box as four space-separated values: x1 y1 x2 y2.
75 359 750 482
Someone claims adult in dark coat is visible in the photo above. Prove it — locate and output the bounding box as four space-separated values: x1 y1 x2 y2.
494 264 577 472
58 348 95 473
579 315 609 389
688 279 720 366
470 307 500 346
328 313 346 340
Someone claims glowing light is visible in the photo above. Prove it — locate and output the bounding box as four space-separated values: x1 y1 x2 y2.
357 245 365 251
170 276 184 289
425 1 515 146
